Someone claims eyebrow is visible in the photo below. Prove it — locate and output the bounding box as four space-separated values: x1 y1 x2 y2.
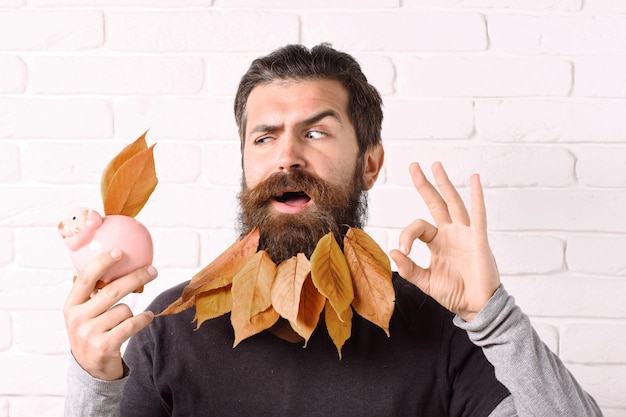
248 109 344 137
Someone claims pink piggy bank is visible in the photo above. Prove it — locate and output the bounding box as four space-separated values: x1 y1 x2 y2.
58 207 153 291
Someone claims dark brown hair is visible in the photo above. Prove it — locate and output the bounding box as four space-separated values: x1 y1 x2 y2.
234 43 383 156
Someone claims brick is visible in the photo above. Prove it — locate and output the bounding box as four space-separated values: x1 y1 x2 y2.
202 142 242 187
107 11 299 52
0 55 25 93
0 229 13 266
205 53 261 96
30 0 211 6
353 53 395 96
383 144 575 187
31 56 204 95
561 322 626 364
0 0 24 7
490 233 564 275
500 275 626 318
567 364 626 408
0 312 10 351
152 229 200 268
0 270 71 310
0 143 18 182
13 311 69 354
0 354 67 395
199 228 239 265
575 59 626 97
400 57 572 97
153 142 202 183
9 397 64 417
114 97 237 140
0 10 102 50
476 99 626 143
577 146 626 187
303 12 486 51
489 14 626 55
18 227 70 270
529 320 559 354
404 0 581 11
566 235 626 275
214 0 398 7
0 98 112 139
583 0 626 13
382 99 474 140
484 189 626 232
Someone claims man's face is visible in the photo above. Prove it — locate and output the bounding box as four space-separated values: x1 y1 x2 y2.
238 79 369 262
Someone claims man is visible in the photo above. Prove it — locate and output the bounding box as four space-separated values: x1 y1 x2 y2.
64 44 602 416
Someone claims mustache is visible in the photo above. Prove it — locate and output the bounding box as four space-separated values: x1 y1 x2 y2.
239 170 336 206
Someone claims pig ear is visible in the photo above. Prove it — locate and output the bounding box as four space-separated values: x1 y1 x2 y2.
85 209 103 228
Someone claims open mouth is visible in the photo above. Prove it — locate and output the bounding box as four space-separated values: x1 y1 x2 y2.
273 190 311 207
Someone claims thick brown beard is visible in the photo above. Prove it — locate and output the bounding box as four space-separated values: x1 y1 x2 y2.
237 168 367 264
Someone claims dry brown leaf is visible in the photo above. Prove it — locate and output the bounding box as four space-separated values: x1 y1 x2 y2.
103 144 158 217
325 300 353 359
232 304 280 347
346 228 392 275
231 250 277 322
344 227 395 336
194 286 233 328
101 131 149 205
310 232 354 319
271 253 311 324
293 274 325 344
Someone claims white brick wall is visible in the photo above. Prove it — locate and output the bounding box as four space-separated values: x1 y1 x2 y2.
0 1 624 415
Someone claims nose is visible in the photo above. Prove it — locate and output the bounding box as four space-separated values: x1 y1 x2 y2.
277 134 306 172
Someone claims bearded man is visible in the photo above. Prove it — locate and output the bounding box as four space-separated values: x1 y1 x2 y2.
64 44 601 417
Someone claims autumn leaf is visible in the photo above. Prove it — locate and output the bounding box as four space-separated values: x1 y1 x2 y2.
293 274 326 344
101 131 149 204
102 132 158 217
325 301 353 359
310 232 354 319
344 227 395 336
232 304 279 347
271 253 311 324
194 286 233 328
231 250 277 321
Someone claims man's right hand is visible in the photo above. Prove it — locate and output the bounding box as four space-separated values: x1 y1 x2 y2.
63 248 157 380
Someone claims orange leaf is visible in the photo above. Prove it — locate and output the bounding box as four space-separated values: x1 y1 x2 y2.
271 253 311 324
346 228 392 275
194 286 233 328
293 274 325 344
344 228 395 336
231 250 277 322
310 232 354 318
325 301 352 359
232 304 280 347
103 144 158 217
101 131 149 205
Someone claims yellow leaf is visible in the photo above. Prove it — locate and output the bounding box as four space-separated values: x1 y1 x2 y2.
344 227 395 336
294 274 325 344
310 232 354 318
194 286 233 328
325 300 352 359
231 250 277 321
271 253 311 324
346 228 392 275
101 131 148 205
232 304 279 347
103 144 158 217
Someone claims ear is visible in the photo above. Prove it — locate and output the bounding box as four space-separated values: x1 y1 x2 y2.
362 144 384 190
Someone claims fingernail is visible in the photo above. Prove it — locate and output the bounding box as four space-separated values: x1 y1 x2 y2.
110 248 122 259
147 265 158 277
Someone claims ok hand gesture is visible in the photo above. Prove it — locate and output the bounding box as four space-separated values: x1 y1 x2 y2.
389 162 501 322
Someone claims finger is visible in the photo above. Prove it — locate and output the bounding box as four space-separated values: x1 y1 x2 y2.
408 162 452 226
65 248 123 309
470 173 487 232
87 266 158 317
431 162 470 225
389 249 430 293
397 219 438 255
106 310 154 348
89 303 135 334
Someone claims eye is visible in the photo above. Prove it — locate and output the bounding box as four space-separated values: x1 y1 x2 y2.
305 130 326 139
254 136 273 145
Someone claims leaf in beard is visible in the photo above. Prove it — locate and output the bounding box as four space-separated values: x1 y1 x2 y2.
271 253 311 325
231 250 277 322
232 304 280 347
293 273 325 344
324 300 352 359
343 227 395 336
193 285 233 328
310 232 354 319
157 228 260 317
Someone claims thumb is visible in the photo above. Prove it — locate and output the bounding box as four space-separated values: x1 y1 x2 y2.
389 249 429 292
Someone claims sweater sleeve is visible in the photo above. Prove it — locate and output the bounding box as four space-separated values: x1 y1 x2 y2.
64 354 127 417
454 286 603 417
